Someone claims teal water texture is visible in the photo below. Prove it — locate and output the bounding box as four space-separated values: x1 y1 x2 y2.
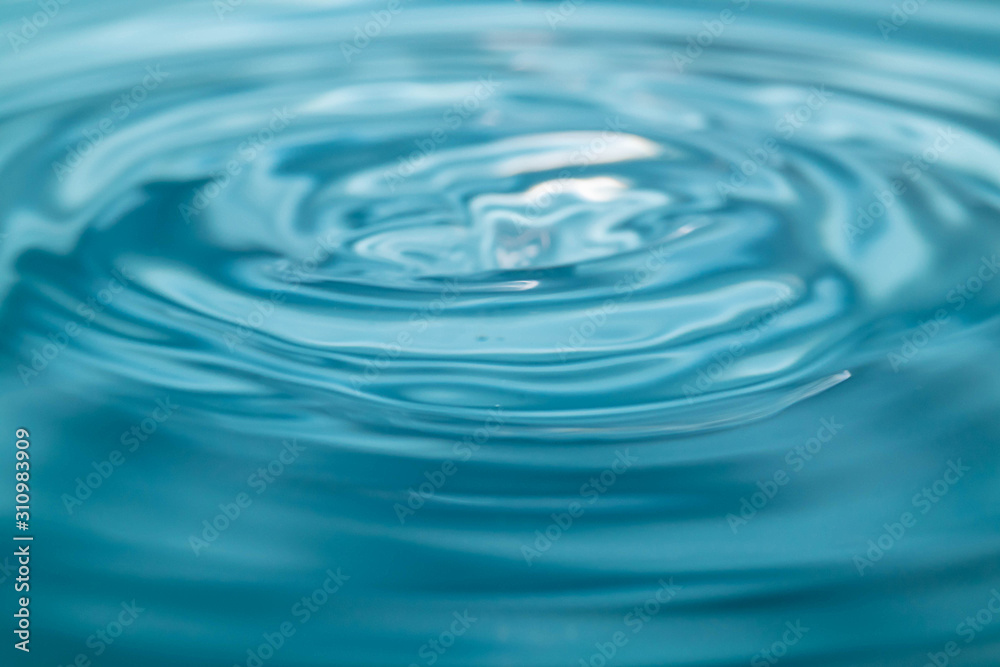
1 0 1000 665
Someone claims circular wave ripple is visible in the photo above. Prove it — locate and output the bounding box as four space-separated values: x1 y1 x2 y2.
3 1 1000 665
4 0 999 428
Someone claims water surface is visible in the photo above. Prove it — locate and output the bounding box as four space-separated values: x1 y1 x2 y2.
1 0 1000 665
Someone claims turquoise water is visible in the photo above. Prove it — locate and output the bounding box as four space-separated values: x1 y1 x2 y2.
2 0 1000 665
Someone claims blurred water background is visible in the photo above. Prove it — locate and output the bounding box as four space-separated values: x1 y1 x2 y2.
1 0 1000 665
